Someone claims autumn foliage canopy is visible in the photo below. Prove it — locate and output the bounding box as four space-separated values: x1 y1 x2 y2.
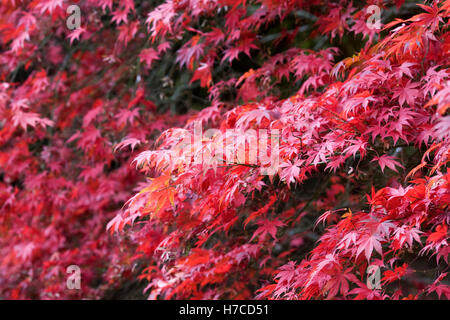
0 0 449 299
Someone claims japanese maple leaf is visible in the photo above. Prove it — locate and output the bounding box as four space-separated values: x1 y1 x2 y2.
82 101 102 128
14 242 35 261
325 156 346 173
371 155 403 173
235 106 280 127
393 81 420 107
18 12 37 30
393 227 423 249
111 9 130 25
304 253 339 289
191 62 212 88
324 268 359 298
114 138 142 152
356 234 384 261
280 159 304 185
117 22 139 46
273 261 297 295
426 273 450 299
145 1 175 38
36 0 63 14
250 219 285 242
396 107 418 128
414 3 444 32
426 81 450 115
12 110 53 130
106 213 126 234
423 67 448 96
344 139 368 159
395 62 415 78
349 284 385 299
67 28 86 45
205 28 225 46
382 263 409 284
315 209 344 227
99 0 113 11
428 284 450 299
176 36 204 69
139 48 159 68
10 29 30 52
115 108 139 126
157 41 171 53
427 224 448 243
80 163 104 182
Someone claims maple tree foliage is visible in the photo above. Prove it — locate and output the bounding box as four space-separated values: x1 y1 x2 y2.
0 0 449 300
